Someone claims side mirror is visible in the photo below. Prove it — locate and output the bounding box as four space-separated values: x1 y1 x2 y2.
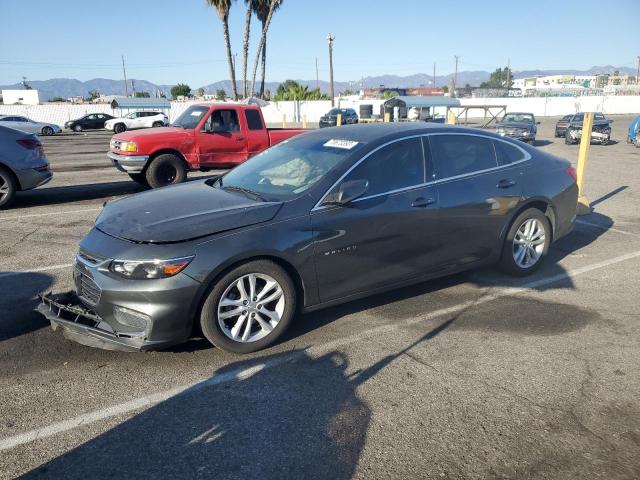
536 121 541 125
323 179 368 206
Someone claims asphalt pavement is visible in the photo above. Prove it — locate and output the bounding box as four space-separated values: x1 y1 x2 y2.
1 117 639 479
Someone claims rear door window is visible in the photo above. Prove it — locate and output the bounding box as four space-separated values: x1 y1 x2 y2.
429 134 498 179
245 109 264 130
493 140 526 166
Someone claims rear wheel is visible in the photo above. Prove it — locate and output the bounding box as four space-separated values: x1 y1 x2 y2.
145 153 187 188
0 167 17 209
200 260 297 354
41 126 54 136
114 123 126 134
499 208 551 276
128 173 149 186
73 124 82 132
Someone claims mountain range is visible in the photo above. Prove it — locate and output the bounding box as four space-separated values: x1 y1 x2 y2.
1 66 635 100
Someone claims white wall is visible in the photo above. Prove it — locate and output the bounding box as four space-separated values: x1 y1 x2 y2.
1 89 40 105
2 96 639 127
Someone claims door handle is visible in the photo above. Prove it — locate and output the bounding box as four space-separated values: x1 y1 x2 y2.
411 197 436 208
236 136 246 141
496 178 517 189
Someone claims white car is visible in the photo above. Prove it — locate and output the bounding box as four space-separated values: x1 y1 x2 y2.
104 111 169 134
0 115 62 136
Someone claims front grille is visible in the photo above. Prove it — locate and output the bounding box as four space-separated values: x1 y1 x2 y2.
75 269 102 306
593 125 610 134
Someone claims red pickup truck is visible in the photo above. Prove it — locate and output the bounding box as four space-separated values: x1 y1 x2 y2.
107 103 306 188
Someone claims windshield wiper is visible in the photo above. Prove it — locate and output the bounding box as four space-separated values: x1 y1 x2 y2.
222 185 266 201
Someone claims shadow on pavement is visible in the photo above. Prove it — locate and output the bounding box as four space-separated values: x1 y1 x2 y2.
23 312 459 479
0 272 53 341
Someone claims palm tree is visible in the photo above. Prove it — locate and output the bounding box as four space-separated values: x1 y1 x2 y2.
207 0 238 100
241 0 255 98
249 0 282 97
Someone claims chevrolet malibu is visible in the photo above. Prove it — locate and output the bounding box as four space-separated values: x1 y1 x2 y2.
38 123 578 353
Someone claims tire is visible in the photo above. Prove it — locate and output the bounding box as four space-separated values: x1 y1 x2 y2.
152 121 163 128
128 173 149 186
200 260 297 354
0 167 17 209
564 130 575 145
499 208 551 276
73 124 82 132
114 123 126 134
41 126 54 136
145 153 187 188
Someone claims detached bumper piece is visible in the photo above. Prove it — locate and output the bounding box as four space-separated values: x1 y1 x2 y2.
37 292 150 352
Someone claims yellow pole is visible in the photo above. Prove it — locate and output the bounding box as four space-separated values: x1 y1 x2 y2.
302 114 307 129
446 109 457 125
336 113 342 126
282 114 286 128
576 112 594 215
383 112 390 123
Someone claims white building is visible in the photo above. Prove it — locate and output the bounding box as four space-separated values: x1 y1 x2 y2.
1 89 40 105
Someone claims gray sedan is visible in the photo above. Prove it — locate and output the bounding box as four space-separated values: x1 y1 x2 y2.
0 125 53 208
0 115 62 136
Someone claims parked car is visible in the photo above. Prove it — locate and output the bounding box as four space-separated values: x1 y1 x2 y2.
0 115 62 136
554 115 573 137
104 111 169 134
319 108 359 128
495 112 539 143
564 113 612 145
627 115 640 147
107 104 307 188
0 125 53 208
64 113 115 132
38 123 578 353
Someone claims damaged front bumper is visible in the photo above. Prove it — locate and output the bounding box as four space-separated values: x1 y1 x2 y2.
37 291 179 352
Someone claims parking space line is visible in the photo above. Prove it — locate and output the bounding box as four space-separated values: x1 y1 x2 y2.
0 264 73 279
2 248 640 452
576 219 640 238
0 207 102 222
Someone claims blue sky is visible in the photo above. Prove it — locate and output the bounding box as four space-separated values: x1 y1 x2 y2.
1 0 639 86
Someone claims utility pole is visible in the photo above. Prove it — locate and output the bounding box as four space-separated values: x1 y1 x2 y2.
327 33 335 106
453 55 459 93
637 56 640 84
315 57 319 91
121 55 129 97
433 63 437 88
506 58 511 91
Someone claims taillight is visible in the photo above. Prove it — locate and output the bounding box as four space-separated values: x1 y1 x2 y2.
16 138 41 149
565 166 577 181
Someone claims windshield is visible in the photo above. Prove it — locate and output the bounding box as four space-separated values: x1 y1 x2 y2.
172 105 209 128
126 112 136 119
502 113 534 123
327 109 340 115
215 136 363 201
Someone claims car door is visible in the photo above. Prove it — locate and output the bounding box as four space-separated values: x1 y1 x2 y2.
427 133 524 271
311 136 440 302
196 108 248 166
82 114 97 129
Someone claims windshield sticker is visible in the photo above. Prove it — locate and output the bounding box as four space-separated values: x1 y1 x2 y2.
190 111 202 116
323 139 359 150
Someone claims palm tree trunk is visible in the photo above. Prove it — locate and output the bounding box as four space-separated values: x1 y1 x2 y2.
223 19 238 100
241 2 252 98
259 36 266 98
249 0 281 97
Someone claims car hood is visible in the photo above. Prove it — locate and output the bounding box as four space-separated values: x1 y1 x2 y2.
96 180 283 244
111 126 189 143
497 121 533 129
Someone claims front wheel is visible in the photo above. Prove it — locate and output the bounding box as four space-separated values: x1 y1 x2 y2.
499 208 551 276
114 123 126 134
145 153 187 188
41 126 55 136
200 260 297 354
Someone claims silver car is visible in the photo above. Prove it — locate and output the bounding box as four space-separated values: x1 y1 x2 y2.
0 115 62 136
0 125 53 208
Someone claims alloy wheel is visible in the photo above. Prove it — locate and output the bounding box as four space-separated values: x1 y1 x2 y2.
217 273 285 343
512 218 545 268
0 172 10 201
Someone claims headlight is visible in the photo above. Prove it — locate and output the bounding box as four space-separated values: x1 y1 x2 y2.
119 141 138 152
109 256 194 279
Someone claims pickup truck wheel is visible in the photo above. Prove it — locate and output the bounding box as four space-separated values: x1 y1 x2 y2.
145 154 187 188
0 167 17 209
128 173 149 186
114 123 126 134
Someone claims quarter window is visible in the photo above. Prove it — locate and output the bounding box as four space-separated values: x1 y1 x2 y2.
245 109 264 130
336 137 425 198
430 134 497 179
493 140 525 165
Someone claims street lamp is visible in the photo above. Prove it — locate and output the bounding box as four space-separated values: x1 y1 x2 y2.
327 33 335 106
